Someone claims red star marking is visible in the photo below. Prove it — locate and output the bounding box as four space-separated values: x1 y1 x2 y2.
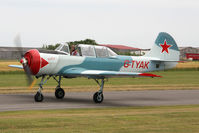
160 40 172 53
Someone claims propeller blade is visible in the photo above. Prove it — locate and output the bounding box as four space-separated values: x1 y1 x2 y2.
24 64 34 86
14 34 24 58
14 34 35 88
28 79 37 90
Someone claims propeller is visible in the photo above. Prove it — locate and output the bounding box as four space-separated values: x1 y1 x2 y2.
14 35 36 87
14 34 24 58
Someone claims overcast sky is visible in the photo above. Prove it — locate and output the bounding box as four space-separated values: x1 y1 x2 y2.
0 0 199 48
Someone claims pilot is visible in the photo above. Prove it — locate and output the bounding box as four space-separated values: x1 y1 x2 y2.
70 45 79 56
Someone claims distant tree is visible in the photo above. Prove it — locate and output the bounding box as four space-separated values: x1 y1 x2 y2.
67 39 98 46
42 39 98 50
42 43 61 50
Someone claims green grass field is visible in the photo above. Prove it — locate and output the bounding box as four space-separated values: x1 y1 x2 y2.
1 105 199 133
0 70 198 93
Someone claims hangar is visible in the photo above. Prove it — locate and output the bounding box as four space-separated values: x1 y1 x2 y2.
99 44 142 55
179 47 199 60
0 47 54 60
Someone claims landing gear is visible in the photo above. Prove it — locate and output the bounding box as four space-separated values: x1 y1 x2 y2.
34 76 51 102
93 92 104 103
34 92 43 102
34 75 65 102
53 76 65 99
34 75 106 103
93 78 105 103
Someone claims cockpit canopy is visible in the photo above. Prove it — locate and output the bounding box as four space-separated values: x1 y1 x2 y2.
55 44 117 57
77 44 117 57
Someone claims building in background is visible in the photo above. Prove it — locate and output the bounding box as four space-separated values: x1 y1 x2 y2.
0 47 31 60
140 49 150 55
186 53 199 60
99 44 142 55
179 47 199 60
0 47 56 60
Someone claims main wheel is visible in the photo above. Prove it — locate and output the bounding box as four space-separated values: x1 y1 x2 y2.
34 92 44 102
93 92 104 103
55 88 65 99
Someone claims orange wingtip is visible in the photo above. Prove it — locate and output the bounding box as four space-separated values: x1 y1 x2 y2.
139 73 162 78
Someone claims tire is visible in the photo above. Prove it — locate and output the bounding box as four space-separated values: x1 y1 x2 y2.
93 92 104 103
34 92 44 102
55 88 65 99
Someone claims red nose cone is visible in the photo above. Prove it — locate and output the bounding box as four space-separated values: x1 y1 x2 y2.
24 49 41 75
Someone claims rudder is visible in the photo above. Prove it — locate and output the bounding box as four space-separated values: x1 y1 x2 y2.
145 32 180 61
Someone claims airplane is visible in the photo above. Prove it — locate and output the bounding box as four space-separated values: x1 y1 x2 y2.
9 32 180 103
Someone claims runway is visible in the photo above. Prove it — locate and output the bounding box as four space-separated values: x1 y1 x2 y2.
0 90 199 112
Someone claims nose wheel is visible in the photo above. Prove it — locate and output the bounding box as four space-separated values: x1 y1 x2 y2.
34 92 44 102
34 76 49 102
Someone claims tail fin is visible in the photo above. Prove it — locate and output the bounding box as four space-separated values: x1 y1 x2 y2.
145 32 180 61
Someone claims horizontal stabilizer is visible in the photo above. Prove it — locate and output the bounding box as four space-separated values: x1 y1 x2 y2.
150 59 179 62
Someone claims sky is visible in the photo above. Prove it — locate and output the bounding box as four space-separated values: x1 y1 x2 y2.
0 0 199 49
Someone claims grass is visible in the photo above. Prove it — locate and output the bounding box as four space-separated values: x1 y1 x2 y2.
0 60 199 133
0 60 198 93
0 60 22 72
0 71 198 93
0 105 199 133
176 61 199 68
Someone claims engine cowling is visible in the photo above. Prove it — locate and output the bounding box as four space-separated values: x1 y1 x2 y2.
23 49 41 75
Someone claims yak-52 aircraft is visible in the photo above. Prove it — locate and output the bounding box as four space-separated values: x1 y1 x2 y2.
9 32 179 103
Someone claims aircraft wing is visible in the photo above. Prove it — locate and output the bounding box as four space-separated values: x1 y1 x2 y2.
8 65 23 69
62 68 162 78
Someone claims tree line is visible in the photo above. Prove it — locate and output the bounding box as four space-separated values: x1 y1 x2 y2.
42 38 140 56
42 39 97 50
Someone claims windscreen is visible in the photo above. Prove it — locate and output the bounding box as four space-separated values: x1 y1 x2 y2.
55 44 69 54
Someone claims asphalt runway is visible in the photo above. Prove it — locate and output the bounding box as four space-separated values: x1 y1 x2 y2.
0 90 199 112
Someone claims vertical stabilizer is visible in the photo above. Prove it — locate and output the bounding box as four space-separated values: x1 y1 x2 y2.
145 32 180 61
